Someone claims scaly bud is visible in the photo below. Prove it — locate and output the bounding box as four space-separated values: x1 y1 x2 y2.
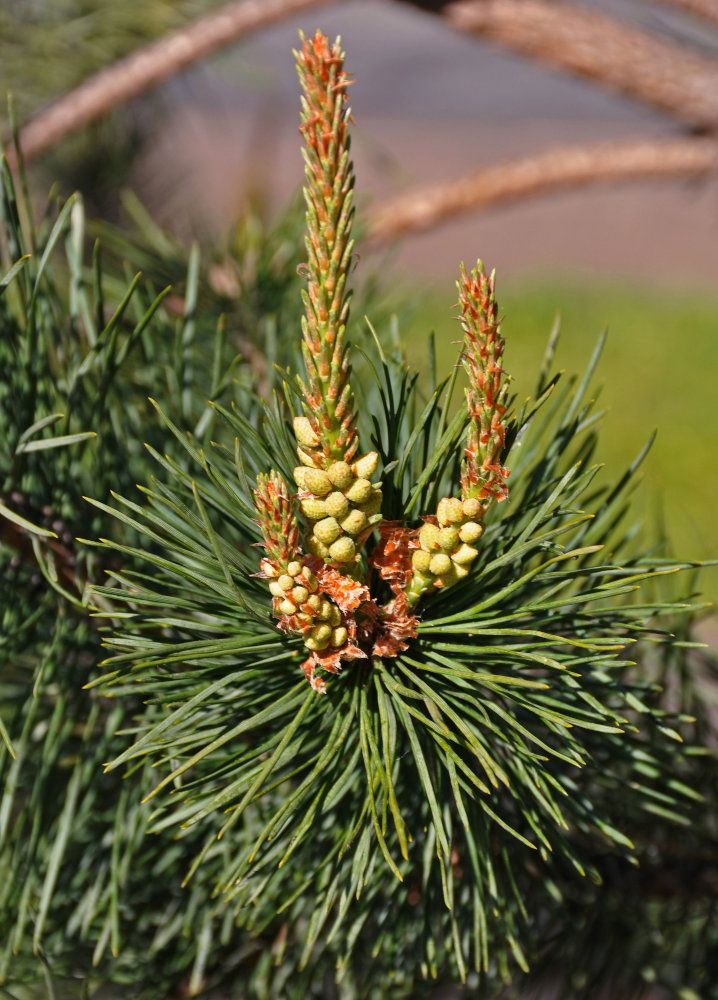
329 536 356 563
341 509 367 536
327 461 353 489
294 466 332 496
437 497 465 526
314 517 342 545
294 416 321 448
345 478 373 504
254 471 301 572
295 31 360 468
457 261 511 513
353 451 379 479
301 497 328 520
325 492 350 519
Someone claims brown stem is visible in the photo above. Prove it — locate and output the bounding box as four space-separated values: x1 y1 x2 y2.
365 136 718 246
11 0 335 165
442 0 718 129
597 848 718 901
1 494 82 593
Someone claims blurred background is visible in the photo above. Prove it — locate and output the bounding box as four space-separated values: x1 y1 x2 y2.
2 0 717 602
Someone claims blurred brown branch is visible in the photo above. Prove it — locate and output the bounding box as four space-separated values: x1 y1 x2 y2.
11 0 335 165
443 0 718 129
1 493 84 593
9 0 718 251
655 0 718 25
365 136 718 246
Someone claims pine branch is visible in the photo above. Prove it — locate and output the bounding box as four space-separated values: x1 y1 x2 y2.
8 0 336 166
292 32 384 576
442 0 718 128
365 136 718 245
457 262 510 511
404 261 511 605
654 0 718 26
295 31 358 469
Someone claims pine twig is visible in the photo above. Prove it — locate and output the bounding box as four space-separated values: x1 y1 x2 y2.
365 136 718 246
654 0 718 26
403 262 509 605
457 263 510 512
292 32 383 575
0 493 84 593
442 0 718 128
8 0 336 165
295 30 359 469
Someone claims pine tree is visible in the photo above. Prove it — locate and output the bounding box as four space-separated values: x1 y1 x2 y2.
1 28 716 1000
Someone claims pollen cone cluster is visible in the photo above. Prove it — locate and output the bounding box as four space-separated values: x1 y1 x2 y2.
405 497 485 603
254 472 346 656
294 445 382 568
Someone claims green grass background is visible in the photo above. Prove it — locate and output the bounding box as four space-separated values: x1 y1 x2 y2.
396 276 718 607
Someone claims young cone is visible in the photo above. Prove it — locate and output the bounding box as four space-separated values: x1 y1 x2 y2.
459 260 510 510
294 30 357 468
254 470 301 576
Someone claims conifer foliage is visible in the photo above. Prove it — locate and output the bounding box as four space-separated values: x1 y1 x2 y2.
1 27 716 1000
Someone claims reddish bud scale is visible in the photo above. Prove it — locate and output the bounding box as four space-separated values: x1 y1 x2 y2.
370 522 419 594
295 30 359 468
373 593 419 659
